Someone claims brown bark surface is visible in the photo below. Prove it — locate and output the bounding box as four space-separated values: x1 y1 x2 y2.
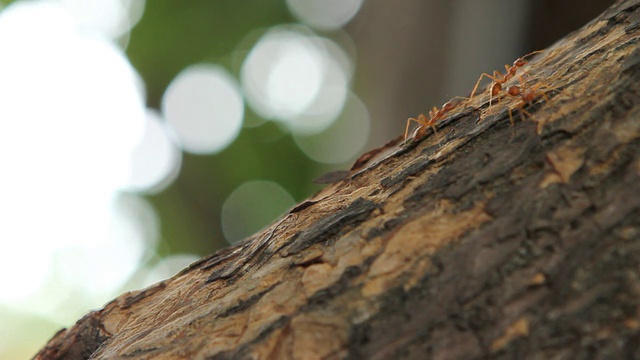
36 1 640 359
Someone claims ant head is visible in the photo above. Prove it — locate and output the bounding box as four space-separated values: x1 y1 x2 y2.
507 85 521 96
513 58 527 67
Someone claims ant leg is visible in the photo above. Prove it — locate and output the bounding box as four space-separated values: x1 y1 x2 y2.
520 49 545 61
429 106 439 118
489 81 502 107
523 78 555 105
518 108 529 122
448 96 471 104
404 114 429 140
508 108 515 126
519 67 535 78
541 92 550 102
427 118 438 133
404 117 419 140
532 82 555 100
469 72 502 99
520 75 555 92
488 83 495 107
445 96 471 111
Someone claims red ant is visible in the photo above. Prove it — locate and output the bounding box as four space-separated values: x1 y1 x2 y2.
404 97 466 140
468 50 544 105
501 76 552 125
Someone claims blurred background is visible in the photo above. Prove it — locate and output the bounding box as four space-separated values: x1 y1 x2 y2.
0 0 610 357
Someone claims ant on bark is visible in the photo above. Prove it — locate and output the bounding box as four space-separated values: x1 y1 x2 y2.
468 50 544 105
403 50 547 141
404 97 467 140
501 76 552 125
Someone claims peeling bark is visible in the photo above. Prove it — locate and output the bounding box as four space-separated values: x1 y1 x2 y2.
36 1 640 359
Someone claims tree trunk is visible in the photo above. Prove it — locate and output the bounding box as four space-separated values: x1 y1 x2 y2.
36 1 640 359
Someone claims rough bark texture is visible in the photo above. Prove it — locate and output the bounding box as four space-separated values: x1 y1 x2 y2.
36 1 640 359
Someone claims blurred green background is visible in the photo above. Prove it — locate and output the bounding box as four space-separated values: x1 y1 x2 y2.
129 1 324 256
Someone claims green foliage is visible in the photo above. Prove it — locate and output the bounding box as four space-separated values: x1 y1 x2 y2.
129 1 326 256
127 0 293 107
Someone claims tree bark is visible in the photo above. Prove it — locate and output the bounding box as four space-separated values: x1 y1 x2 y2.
36 1 640 359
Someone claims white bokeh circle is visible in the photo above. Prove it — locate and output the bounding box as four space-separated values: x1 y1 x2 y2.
162 64 244 154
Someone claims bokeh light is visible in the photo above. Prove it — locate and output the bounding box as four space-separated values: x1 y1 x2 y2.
241 26 350 135
58 0 145 40
294 92 370 164
162 64 244 155
0 0 149 355
54 194 156 302
221 180 296 243
241 27 323 120
126 110 182 193
286 0 363 31
0 0 146 297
